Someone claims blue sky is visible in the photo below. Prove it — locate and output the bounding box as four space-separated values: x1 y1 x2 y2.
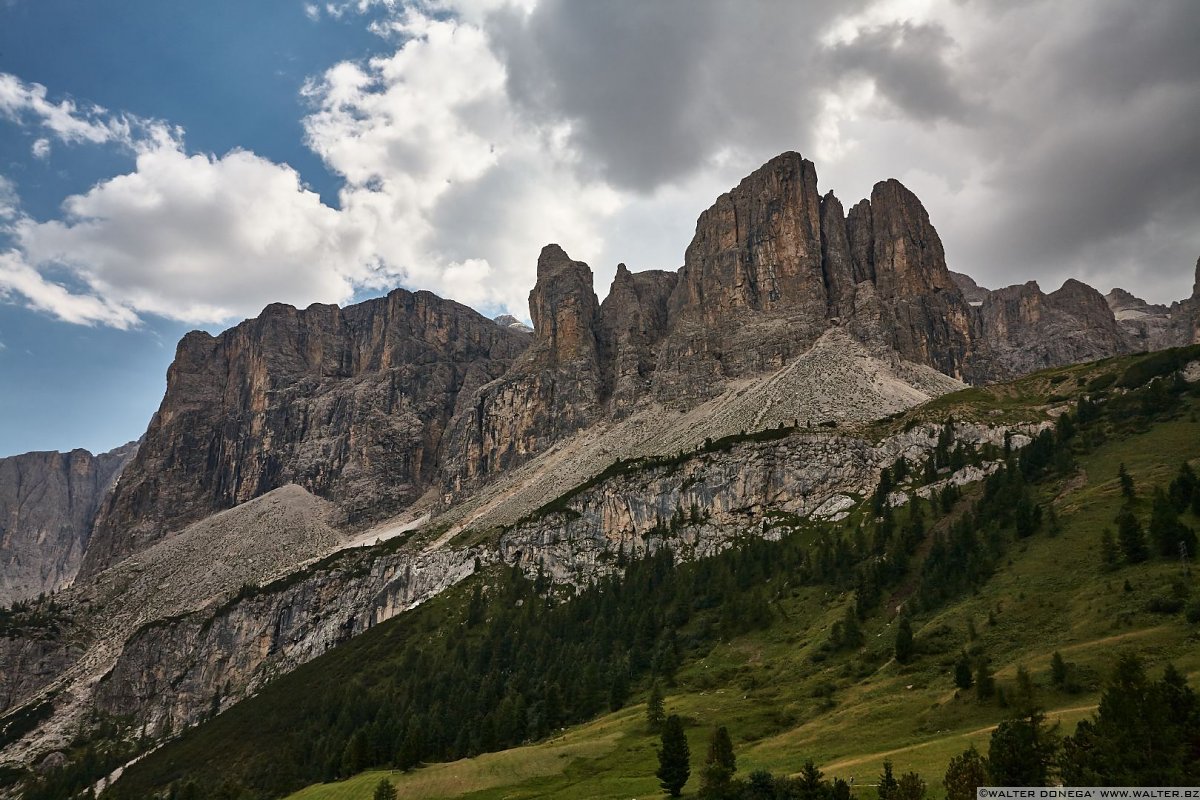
0 0 399 455
2 1 1198 457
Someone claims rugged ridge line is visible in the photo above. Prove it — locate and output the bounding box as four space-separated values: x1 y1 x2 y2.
81 290 529 577
75 151 1200 577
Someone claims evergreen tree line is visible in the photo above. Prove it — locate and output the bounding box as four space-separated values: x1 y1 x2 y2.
655 653 1199 799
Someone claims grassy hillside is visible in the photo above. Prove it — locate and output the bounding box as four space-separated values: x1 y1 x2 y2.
46 346 1200 800
279 403 1199 800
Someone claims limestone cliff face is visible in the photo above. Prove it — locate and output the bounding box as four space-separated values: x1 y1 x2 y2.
72 153 1200 583
655 153 831 400
972 279 1132 379
82 290 528 576
440 245 605 493
843 180 974 379
0 442 137 604
1106 258 1200 350
597 265 677 418
27 419 1032 745
653 155 976 398
669 153 826 323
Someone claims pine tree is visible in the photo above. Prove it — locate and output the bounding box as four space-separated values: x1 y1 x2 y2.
895 617 915 664
656 715 690 797
1150 487 1198 558
373 778 398 800
987 710 1058 786
699 725 737 795
1117 506 1148 563
1014 665 1037 714
1118 463 1135 499
646 682 666 731
878 760 899 800
976 657 996 700
954 651 974 690
1168 461 1196 511
1050 652 1068 688
896 771 927 800
943 746 990 800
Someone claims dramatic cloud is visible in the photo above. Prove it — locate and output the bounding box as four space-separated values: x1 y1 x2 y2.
2 0 1198 332
7 144 374 325
491 0 863 192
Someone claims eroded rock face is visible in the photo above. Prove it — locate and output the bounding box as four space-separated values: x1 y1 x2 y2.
973 279 1132 379
440 245 605 492
73 152 1200 589
82 290 529 576
46 420 1030 743
846 180 974 379
655 153 831 400
597 264 677 418
950 272 990 305
819 191 856 319
1105 258 1200 351
0 442 137 605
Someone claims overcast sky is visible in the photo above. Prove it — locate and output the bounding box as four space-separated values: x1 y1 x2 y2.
1 0 1198 455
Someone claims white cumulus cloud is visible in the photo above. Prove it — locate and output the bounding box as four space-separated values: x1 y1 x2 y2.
8 143 377 325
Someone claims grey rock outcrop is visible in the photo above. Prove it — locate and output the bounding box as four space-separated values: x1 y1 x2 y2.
0 442 137 605
82 290 528 577
440 245 606 493
950 271 990 305
1105 260 1200 351
972 279 1132 379
597 264 677 418
493 314 533 333
844 179 974 379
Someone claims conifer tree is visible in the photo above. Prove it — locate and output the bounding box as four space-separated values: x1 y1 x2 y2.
987 710 1058 786
975 657 996 700
896 771 928 800
954 651 974 690
646 682 666 731
699 725 737 795
1117 506 1148 563
1118 463 1135 499
895 616 915 664
944 746 989 800
1050 652 1068 688
878 760 899 800
1168 461 1196 511
373 778 398 800
656 715 690 797
1150 487 1197 558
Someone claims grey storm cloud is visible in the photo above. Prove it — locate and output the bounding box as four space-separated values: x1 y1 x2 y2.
828 22 974 122
483 0 1200 303
490 0 867 191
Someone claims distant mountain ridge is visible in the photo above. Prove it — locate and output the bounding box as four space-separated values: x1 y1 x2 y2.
2 151 1199 783
7 151 1200 593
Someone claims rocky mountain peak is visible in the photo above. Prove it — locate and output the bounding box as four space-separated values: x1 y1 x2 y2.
493 314 533 334
950 271 989 305
528 244 600 365
866 178 956 299
670 150 824 323
598 264 677 417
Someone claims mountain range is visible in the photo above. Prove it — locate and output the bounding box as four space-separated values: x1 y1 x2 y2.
1 151 1198 785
